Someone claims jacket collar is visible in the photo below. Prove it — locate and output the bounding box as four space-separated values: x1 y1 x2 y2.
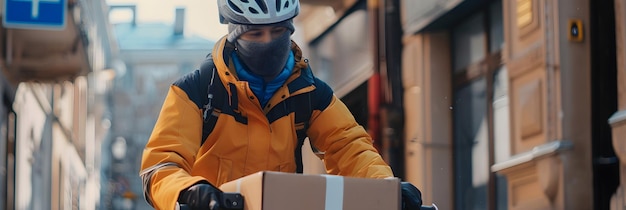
212 36 315 93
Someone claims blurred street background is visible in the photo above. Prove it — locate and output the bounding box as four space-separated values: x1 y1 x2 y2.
0 0 625 209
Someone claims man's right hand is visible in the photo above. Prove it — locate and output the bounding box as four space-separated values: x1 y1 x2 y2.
178 182 223 210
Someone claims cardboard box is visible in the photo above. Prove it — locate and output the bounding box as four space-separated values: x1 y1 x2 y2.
219 171 401 210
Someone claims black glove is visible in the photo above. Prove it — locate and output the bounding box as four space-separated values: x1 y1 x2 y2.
401 181 423 210
178 182 223 210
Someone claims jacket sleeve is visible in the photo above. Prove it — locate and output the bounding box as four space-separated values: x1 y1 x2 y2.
306 80 394 179
139 85 208 210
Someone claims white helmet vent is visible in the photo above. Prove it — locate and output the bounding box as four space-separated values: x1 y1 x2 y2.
220 0 299 24
228 0 269 15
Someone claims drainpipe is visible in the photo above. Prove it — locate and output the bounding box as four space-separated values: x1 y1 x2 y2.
6 109 16 210
380 0 406 178
367 0 382 152
366 0 406 177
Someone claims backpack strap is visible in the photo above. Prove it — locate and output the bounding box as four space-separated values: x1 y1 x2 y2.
200 58 226 145
293 62 319 173
294 92 312 173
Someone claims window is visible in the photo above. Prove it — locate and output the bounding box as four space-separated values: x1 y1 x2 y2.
309 2 373 98
451 0 508 209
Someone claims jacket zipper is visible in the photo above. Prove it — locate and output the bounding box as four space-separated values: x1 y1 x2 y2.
261 81 272 132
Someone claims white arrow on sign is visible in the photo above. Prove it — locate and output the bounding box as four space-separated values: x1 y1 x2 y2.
12 0 62 19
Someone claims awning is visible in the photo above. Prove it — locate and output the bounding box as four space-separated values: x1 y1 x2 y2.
402 0 501 36
2 0 90 83
307 5 372 98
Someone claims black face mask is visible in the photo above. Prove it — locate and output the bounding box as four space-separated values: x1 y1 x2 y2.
235 32 292 81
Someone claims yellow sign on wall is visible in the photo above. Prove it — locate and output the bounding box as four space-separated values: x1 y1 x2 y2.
568 19 584 42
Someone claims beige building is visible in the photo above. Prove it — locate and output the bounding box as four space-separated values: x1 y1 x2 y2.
0 0 116 209
297 0 626 209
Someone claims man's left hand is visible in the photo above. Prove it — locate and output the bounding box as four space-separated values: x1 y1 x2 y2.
401 181 423 210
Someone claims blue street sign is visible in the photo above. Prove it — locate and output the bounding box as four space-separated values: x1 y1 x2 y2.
3 0 67 30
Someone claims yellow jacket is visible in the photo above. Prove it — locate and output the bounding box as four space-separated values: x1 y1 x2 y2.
140 37 393 209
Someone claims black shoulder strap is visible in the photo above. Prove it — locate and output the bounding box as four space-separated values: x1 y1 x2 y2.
200 58 225 145
294 92 312 173
294 64 316 173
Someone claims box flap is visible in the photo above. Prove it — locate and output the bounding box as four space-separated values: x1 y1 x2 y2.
262 172 326 210
220 171 265 210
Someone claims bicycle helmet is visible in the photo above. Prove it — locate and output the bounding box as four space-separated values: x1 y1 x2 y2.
217 0 300 25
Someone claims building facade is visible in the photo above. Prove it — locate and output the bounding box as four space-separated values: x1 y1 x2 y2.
0 0 117 209
297 0 626 209
104 5 216 210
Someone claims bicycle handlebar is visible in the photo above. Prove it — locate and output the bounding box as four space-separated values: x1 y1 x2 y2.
420 203 439 210
178 203 439 210
177 192 438 210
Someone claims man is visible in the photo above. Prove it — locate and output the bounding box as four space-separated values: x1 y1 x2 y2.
140 0 423 209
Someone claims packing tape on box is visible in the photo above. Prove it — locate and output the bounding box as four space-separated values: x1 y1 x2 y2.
236 179 242 193
322 175 344 210
231 174 345 209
